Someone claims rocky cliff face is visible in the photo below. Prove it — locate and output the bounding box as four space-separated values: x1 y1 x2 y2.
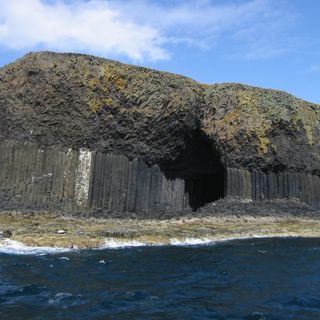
0 52 201 164
202 84 320 173
0 51 319 215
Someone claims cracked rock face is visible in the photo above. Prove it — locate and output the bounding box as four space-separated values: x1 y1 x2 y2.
0 51 319 174
201 83 320 174
0 51 201 166
0 51 319 215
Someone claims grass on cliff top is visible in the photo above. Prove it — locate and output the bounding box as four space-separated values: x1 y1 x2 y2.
1 211 320 249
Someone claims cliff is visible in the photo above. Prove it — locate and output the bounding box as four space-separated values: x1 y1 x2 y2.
0 51 319 216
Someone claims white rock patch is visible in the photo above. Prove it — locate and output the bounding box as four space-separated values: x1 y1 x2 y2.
74 149 92 207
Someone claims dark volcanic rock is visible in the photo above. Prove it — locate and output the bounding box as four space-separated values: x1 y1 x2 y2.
202 83 320 174
1 52 319 172
0 52 201 165
0 51 319 216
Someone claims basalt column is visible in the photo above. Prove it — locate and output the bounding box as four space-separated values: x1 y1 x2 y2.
0 136 227 216
88 153 187 216
0 140 92 211
225 168 320 209
89 131 226 214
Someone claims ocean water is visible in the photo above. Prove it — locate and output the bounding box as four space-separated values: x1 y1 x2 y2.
1 238 320 319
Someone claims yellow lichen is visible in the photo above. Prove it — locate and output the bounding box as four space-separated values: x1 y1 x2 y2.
115 77 126 91
88 77 101 88
203 89 272 149
88 96 101 113
125 105 156 118
100 65 127 92
291 102 319 145
258 136 270 155
103 97 114 106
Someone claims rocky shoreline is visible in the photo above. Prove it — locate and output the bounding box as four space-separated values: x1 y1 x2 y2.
1 209 320 249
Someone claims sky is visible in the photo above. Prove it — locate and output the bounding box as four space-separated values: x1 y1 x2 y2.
0 0 319 103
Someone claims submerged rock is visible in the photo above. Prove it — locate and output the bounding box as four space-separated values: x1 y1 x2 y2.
0 51 319 216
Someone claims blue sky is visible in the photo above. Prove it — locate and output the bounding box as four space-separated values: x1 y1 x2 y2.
0 0 319 103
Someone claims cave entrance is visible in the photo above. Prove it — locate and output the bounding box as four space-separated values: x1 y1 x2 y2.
160 130 225 211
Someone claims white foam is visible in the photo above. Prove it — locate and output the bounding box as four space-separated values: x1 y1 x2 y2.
100 238 148 249
168 235 292 246
0 239 72 255
99 235 293 249
99 236 272 249
169 237 215 246
0 235 295 254
99 237 216 248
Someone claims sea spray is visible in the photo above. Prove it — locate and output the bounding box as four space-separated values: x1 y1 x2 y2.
0 235 300 254
0 239 72 255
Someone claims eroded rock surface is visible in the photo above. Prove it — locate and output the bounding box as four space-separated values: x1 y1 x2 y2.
0 51 319 215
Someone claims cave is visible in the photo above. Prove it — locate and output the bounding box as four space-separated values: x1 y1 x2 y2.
160 130 225 211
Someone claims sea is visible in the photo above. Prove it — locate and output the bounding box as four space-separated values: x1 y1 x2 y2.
0 237 320 320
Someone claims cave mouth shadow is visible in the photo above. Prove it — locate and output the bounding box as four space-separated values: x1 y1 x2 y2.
160 130 225 211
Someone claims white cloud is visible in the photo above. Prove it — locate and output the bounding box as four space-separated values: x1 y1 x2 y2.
0 0 294 61
0 0 168 61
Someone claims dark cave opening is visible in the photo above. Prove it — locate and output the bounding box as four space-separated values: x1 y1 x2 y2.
160 130 225 211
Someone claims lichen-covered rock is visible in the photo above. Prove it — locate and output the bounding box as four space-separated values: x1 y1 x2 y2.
0 52 201 165
202 83 320 174
0 51 319 174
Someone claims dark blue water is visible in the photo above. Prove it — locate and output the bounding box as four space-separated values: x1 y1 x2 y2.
1 238 320 319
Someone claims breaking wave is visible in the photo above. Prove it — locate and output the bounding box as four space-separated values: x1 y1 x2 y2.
0 235 292 254
0 239 72 255
100 238 148 249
